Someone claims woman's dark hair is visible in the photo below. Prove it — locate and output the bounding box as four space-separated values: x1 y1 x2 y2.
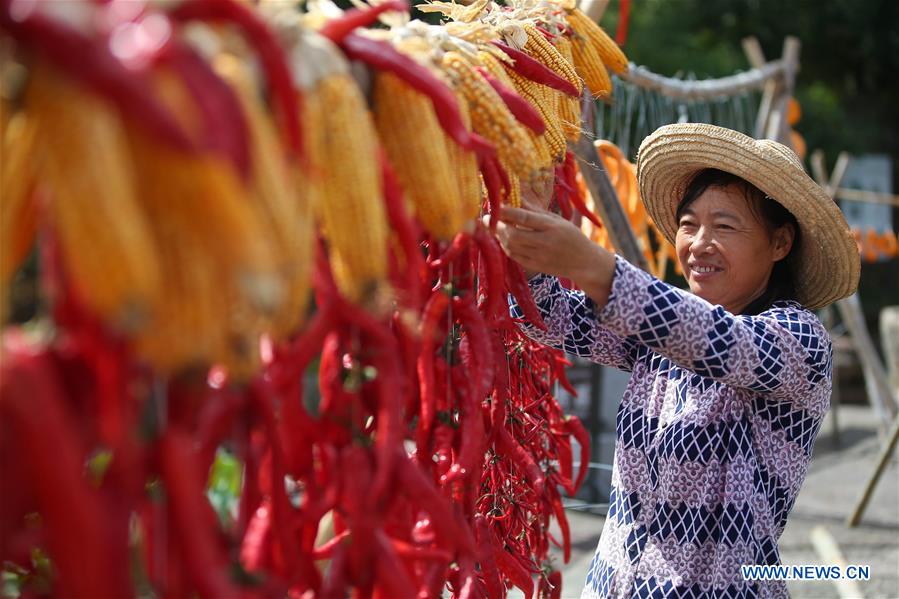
675 168 802 315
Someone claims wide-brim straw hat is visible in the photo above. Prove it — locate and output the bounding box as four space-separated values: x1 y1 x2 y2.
636 123 860 310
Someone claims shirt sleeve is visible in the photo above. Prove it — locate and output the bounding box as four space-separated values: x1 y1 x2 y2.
594 255 833 403
508 264 640 372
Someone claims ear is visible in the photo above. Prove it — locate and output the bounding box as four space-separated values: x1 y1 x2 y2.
772 224 795 261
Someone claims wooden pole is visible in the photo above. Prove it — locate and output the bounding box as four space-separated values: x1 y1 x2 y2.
846 413 899 527
742 36 775 139
810 150 898 435
579 0 610 23
569 134 649 271
765 36 800 144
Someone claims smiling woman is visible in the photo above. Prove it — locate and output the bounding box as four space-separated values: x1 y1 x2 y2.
496 123 861 599
674 169 800 315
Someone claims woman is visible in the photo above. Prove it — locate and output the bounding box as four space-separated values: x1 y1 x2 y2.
495 124 860 598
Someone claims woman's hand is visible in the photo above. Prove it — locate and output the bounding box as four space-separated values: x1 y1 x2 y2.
491 204 617 308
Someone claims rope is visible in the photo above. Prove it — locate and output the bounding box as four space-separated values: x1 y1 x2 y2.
620 59 786 101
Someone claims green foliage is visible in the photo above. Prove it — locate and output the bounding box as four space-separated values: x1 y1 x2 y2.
604 0 899 176
207 447 242 529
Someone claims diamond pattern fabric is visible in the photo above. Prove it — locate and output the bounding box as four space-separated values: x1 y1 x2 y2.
510 257 832 599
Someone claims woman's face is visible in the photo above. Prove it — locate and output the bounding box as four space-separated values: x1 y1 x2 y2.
675 184 794 313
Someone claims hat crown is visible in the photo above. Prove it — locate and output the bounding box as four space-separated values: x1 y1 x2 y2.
755 139 804 171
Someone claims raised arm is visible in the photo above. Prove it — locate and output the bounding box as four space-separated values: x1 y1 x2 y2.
596 256 832 406
510 273 640 371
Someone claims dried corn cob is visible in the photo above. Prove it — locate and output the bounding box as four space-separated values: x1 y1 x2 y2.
442 51 541 178
523 24 582 94
215 54 314 339
554 36 583 141
27 66 162 332
566 8 629 75
569 32 613 99
477 50 554 168
373 71 468 240
305 72 389 305
503 67 566 162
123 66 282 376
445 91 483 222
0 110 37 308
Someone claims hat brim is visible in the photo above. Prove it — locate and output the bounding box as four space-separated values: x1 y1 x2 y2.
636 124 860 310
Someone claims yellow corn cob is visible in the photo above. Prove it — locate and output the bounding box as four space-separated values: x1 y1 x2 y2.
373 71 467 240
503 67 566 162
569 32 613 99
304 73 388 305
442 51 542 178
215 54 313 339
566 8 629 75
477 50 554 167
27 66 162 332
0 111 37 300
122 67 283 375
554 36 583 141
522 24 583 94
446 91 483 221
505 169 522 208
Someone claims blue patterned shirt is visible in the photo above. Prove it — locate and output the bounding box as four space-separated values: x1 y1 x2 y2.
510 256 832 599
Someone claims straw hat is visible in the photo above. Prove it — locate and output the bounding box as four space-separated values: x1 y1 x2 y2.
636 123 860 310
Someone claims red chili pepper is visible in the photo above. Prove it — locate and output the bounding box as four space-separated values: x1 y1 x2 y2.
390 537 453 562
0 8 194 152
473 515 505 599
475 67 546 134
489 531 535 599
503 257 548 331
554 435 575 496
488 331 510 433
453 294 495 402
0 341 132 598
490 41 579 97
159 429 241 599
430 231 472 270
373 529 418 598
566 415 591 493
495 425 545 497
442 366 484 486
433 419 455 483
417 290 451 448
380 152 426 309
396 455 476 556
549 491 571 563
270 302 336 391
541 569 562 599
311 530 350 561
479 153 507 231
337 304 406 505
167 0 303 160
250 379 313 582
473 226 510 326
318 0 409 43
562 151 603 228
320 538 350 599
159 41 251 180
240 498 273 572
553 167 574 220
196 385 247 472
340 34 493 155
